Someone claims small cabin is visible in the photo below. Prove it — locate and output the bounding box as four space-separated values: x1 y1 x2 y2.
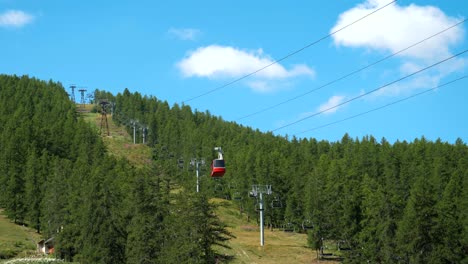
37 237 54 254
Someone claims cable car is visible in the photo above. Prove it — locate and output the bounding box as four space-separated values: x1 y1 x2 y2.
211 147 226 177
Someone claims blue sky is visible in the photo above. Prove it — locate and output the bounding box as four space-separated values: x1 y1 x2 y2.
1 0 467 143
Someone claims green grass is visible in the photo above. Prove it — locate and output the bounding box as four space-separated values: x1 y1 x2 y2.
3 258 66 264
212 199 330 264
0 210 41 261
82 111 152 168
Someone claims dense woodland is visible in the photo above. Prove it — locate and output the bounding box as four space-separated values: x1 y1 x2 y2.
1 74 467 263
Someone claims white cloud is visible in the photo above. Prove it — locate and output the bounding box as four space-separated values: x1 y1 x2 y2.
0 10 34 28
317 95 346 114
331 0 466 97
274 94 347 129
168 27 201 41
331 0 463 60
373 74 440 97
177 45 315 92
247 80 269 92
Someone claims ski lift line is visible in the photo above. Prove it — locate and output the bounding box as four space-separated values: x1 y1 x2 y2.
271 49 468 132
295 75 468 135
181 0 396 104
236 18 467 121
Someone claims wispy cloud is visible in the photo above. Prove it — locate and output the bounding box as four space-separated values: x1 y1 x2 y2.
177 45 315 92
274 94 348 130
0 10 34 28
168 27 201 41
317 95 346 114
331 0 466 96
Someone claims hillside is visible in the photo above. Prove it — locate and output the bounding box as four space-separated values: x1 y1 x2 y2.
0 209 41 260
214 200 316 264
82 112 152 168
1 75 466 263
84 111 327 264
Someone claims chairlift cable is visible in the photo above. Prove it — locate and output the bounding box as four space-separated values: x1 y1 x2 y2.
271 49 468 132
236 18 466 121
295 75 468 135
182 1 396 103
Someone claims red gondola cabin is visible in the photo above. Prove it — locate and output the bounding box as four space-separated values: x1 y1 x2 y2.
211 147 225 177
211 159 225 177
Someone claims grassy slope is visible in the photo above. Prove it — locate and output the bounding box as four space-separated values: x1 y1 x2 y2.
213 199 317 264
0 210 41 260
82 112 151 168
85 111 337 263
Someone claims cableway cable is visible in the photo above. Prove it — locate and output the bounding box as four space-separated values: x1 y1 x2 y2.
294 75 468 135
271 49 468 132
237 18 467 121
182 0 396 104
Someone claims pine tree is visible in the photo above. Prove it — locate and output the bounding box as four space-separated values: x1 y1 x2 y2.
357 173 386 262
159 193 234 263
305 154 329 238
125 171 167 264
77 159 127 264
431 165 466 263
396 175 438 263
25 149 48 233
44 157 76 261
307 227 322 260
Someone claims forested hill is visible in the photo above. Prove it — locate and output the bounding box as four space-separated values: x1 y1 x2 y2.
110 87 468 263
0 75 233 263
1 74 467 263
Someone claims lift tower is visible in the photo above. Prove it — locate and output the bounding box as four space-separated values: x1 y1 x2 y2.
190 158 205 193
78 88 87 109
250 185 272 246
99 100 110 136
70 85 76 103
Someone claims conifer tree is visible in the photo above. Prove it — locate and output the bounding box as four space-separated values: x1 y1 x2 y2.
77 159 127 264
396 175 438 263
25 149 48 233
159 192 234 263
431 165 466 263
126 172 167 264
357 173 386 262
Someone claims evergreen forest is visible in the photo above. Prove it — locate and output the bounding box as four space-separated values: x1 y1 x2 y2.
0 74 467 263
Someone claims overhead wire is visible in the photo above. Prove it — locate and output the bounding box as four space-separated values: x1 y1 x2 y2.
271 48 468 132
181 0 396 104
294 75 468 136
236 18 467 121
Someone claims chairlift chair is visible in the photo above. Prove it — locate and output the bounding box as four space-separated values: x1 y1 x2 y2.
214 182 224 192
271 197 282 208
283 222 295 232
177 159 184 169
233 191 242 201
213 181 229 199
302 219 313 230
